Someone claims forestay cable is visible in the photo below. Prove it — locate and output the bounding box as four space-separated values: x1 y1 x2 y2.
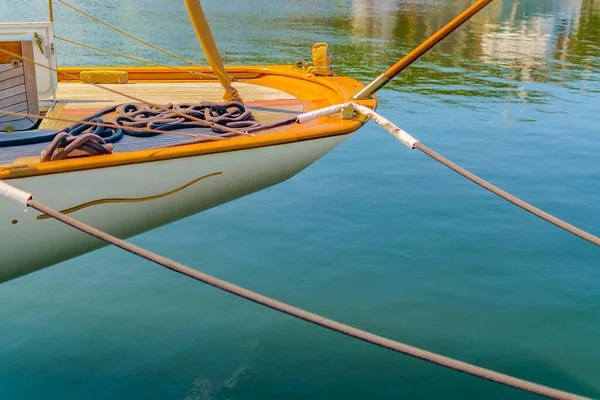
55 36 205 76
55 0 206 69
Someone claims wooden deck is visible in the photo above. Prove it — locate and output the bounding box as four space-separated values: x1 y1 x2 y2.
0 65 376 177
0 81 304 166
40 81 303 131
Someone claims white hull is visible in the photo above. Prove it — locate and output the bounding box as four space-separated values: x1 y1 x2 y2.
0 134 349 282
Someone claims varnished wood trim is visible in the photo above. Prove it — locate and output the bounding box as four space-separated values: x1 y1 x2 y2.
38 103 66 130
0 42 21 64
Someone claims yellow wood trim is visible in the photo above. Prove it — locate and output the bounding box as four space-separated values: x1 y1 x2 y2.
55 65 369 102
183 0 233 92
38 103 66 130
37 171 222 220
0 41 21 64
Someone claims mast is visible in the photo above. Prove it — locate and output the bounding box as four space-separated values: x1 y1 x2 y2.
183 0 242 103
48 0 54 22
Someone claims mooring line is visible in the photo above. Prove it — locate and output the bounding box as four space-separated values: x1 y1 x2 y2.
296 102 600 248
0 181 587 400
414 142 600 247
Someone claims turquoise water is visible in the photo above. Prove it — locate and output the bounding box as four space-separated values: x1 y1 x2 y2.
1 0 600 398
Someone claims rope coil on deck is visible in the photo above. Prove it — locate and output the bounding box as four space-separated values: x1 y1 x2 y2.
0 110 232 144
3 102 261 159
0 46 252 139
58 101 260 143
41 132 112 161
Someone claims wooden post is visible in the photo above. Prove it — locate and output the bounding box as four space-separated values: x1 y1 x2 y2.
183 0 241 102
48 0 54 22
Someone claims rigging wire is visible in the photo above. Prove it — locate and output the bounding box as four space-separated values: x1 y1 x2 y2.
55 36 207 77
54 0 207 70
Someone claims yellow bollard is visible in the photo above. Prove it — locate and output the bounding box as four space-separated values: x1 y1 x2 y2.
307 42 334 77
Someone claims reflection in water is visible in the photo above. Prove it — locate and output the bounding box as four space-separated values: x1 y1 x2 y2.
340 0 600 102
480 12 554 83
1 0 597 101
480 0 592 83
345 0 598 101
351 0 400 39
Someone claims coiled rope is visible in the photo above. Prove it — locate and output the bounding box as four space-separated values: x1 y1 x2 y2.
56 102 259 144
38 102 260 160
0 180 587 400
41 132 111 161
0 110 230 143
